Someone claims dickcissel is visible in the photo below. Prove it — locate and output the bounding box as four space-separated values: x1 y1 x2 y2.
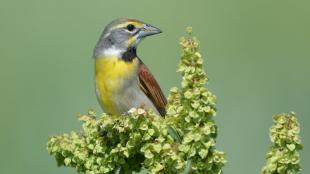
93 18 167 116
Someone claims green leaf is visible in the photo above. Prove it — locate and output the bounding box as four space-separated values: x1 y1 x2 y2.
167 126 182 143
198 149 208 159
64 158 71 166
133 167 148 174
183 159 192 174
287 144 296 151
144 150 154 159
115 167 121 174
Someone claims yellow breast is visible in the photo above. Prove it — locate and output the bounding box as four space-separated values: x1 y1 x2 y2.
95 57 139 114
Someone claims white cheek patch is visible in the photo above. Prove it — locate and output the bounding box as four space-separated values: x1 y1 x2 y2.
101 46 124 57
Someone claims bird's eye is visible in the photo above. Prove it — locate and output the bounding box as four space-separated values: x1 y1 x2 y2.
126 24 135 31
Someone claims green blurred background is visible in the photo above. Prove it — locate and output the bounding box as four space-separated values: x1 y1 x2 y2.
0 0 309 173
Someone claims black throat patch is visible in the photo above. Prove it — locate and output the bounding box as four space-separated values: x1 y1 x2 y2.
122 47 137 62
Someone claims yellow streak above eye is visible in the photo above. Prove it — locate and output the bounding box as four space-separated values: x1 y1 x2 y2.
116 21 144 29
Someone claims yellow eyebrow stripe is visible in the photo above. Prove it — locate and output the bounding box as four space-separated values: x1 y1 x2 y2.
115 21 144 29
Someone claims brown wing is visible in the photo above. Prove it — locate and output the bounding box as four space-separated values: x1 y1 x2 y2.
138 61 167 116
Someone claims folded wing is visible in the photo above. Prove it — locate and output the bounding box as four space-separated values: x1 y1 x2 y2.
138 61 167 116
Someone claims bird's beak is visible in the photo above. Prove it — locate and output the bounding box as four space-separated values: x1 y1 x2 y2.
138 24 162 38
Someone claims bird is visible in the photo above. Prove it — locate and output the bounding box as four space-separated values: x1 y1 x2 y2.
93 18 167 116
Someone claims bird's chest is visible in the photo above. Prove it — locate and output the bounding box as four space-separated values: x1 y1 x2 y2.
95 57 139 111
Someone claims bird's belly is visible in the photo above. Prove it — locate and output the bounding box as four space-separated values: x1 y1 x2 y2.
112 85 158 114
96 80 157 115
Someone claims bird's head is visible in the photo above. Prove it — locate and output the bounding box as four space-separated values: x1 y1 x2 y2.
93 18 162 58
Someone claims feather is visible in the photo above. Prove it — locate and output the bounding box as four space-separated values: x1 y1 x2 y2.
138 60 167 116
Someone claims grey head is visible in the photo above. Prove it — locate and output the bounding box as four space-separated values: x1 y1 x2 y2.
93 18 162 58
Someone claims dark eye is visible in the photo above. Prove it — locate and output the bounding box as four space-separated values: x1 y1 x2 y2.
126 24 135 31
